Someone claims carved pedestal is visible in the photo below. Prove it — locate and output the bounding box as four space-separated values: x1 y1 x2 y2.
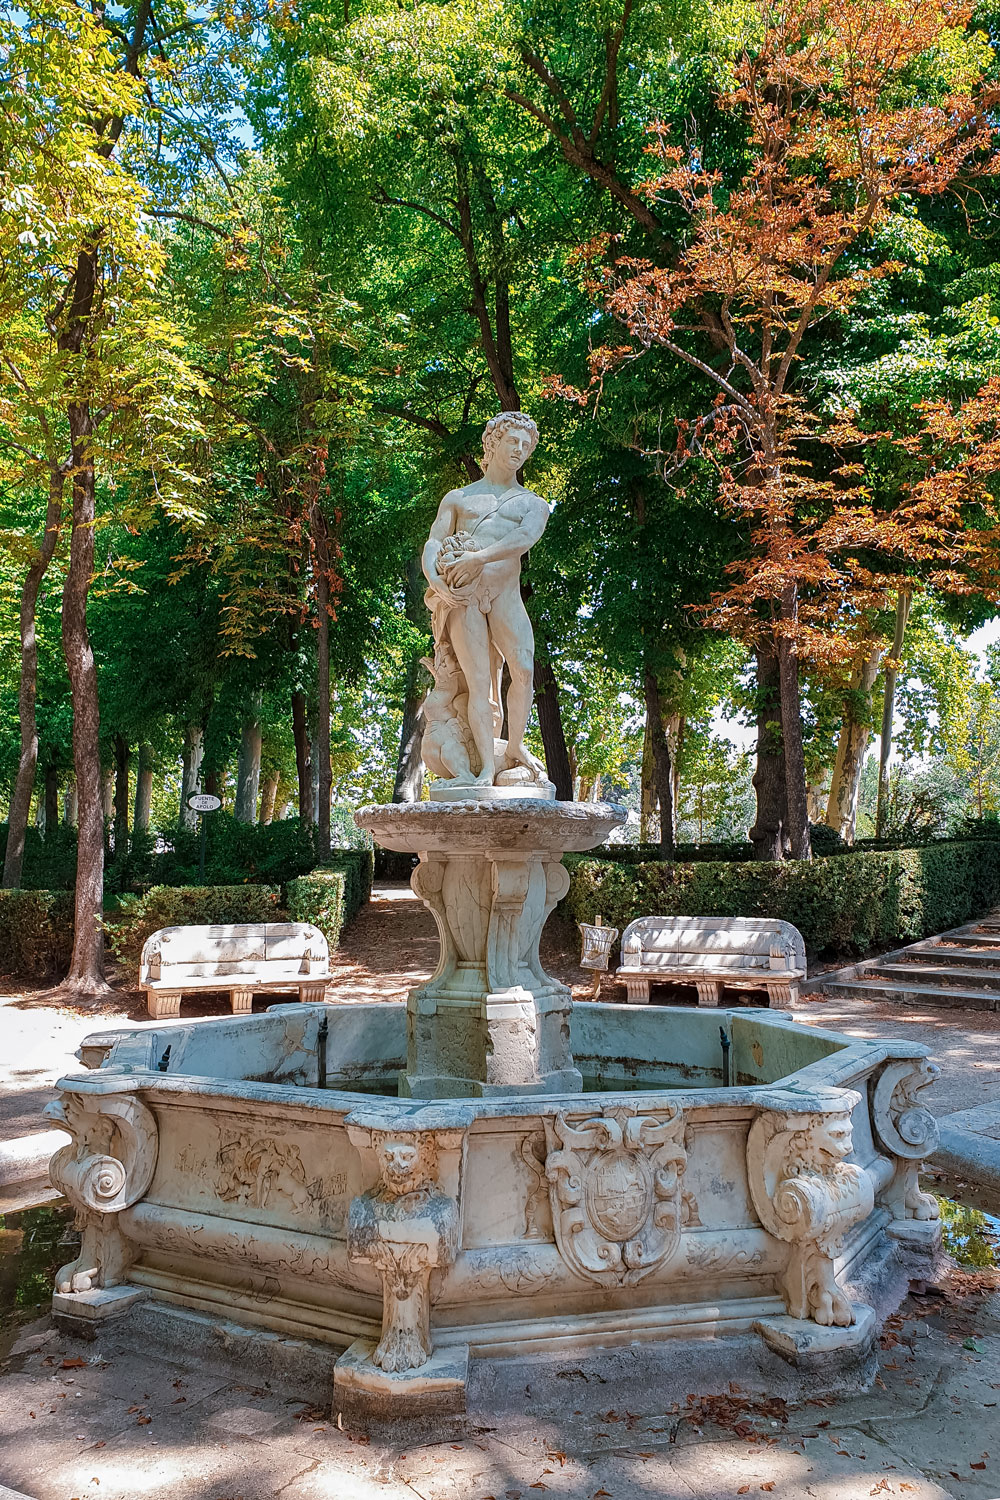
339 1109 470 1436
355 800 625 1098
747 1092 874 1341
43 1087 157 1331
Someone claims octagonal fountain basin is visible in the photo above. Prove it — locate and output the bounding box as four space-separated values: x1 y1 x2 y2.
46 999 944 1432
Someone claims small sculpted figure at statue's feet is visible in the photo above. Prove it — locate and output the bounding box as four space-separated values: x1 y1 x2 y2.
422 412 552 792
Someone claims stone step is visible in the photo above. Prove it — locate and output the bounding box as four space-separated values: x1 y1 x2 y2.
943 932 1000 947
820 977 997 1009
903 946 1000 967
865 962 1000 988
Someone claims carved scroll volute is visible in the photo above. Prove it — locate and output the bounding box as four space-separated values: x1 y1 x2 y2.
747 1096 873 1327
872 1059 941 1224
486 855 533 993
411 855 458 987
873 1059 940 1160
527 860 571 988
44 1091 158 1295
46 1093 158 1214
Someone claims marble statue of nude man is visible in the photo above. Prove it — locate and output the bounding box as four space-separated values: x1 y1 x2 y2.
422 411 549 788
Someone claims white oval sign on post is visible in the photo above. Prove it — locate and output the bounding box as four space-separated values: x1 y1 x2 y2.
187 793 222 813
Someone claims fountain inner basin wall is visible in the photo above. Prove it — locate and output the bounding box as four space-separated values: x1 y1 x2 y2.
49 997 943 1427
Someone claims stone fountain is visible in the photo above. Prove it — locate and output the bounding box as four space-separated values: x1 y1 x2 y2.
45 413 944 1437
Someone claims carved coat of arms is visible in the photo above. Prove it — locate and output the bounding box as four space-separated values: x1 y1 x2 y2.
543 1104 687 1286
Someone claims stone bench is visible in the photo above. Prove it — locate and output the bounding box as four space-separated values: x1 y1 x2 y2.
140 922 330 1020
615 915 806 1008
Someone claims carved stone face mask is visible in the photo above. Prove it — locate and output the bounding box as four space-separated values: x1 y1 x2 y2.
378 1139 421 1186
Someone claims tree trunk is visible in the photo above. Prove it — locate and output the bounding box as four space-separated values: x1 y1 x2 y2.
44 762 59 837
234 705 262 823
180 724 203 828
204 768 220 799
259 771 279 825
3 469 64 887
533 657 574 800
393 557 428 804
392 662 426 803
640 714 657 840
292 690 313 822
875 589 912 839
643 669 675 856
133 742 153 837
825 646 884 843
64 776 77 827
777 588 812 861
112 735 129 856
313 509 332 859
61 386 109 994
749 641 786 861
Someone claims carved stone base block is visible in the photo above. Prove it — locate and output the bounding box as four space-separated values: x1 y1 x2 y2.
428 780 555 803
297 981 328 1004
52 1284 146 1338
146 991 182 1020
333 1338 469 1439
356 800 625 1097
887 1218 942 1250
229 988 253 1014
753 1302 876 1367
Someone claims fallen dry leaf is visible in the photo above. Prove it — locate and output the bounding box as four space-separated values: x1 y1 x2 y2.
761 1486 775 1493
738 1488 751 1495
972 1461 987 1470
62 1358 86 1369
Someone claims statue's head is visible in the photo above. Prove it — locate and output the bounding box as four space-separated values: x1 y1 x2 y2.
374 1131 437 1196
482 411 539 470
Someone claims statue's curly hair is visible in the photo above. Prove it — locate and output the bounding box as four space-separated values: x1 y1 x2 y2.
482 410 539 465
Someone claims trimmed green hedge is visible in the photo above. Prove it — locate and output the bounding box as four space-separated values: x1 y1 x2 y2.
564 840 1000 957
0 889 75 978
106 884 284 978
285 849 374 954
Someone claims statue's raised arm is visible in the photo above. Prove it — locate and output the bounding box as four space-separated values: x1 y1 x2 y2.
420 412 555 800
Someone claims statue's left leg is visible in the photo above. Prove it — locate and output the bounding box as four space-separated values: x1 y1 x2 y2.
490 595 545 778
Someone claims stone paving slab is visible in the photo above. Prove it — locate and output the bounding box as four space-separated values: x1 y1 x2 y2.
3 1280 1000 1500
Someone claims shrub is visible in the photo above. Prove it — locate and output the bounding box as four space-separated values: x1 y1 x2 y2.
0 889 75 978
105 815 319 893
0 825 78 889
106 884 283 979
563 840 1000 958
285 849 374 954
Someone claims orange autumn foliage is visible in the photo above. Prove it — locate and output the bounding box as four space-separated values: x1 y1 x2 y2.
553 0 1000 664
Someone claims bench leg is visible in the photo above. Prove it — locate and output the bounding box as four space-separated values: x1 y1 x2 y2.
230 988 254 1014
766 981 796 1009
297 981 328 1004
623 977 650 1004
147 991 182 1020
696 981 722 1007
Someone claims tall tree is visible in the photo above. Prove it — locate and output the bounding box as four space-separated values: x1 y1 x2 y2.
558 0 1000 858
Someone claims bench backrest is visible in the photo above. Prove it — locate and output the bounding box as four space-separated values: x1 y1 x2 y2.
619 915 805 973
140 922 329 984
